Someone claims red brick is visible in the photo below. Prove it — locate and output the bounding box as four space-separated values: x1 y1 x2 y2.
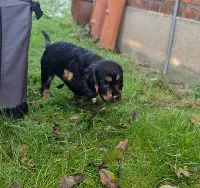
193 0 200 5
168 0 191 3
126 0 140 8
184 7 198 19
140 1 149 10
159 4 170 14
150 2 160 12
171 6 183 17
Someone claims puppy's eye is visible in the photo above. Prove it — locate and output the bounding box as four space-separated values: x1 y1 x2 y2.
103 80 109 86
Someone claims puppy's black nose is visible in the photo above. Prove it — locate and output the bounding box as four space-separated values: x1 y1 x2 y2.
113 95 121 102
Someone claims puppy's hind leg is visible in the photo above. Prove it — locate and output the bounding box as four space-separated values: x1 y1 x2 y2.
40 61 54 100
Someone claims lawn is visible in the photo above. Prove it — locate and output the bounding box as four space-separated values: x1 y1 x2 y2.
1 0 200 187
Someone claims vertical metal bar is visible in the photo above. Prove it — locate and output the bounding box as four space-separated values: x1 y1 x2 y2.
163 0 180 75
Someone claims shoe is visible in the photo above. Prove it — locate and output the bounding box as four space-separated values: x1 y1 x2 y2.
0 102 28 118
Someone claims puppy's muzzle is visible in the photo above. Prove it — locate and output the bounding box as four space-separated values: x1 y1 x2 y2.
100 92 122 102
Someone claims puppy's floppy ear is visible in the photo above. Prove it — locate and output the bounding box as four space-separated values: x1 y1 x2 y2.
84 65 97 85
83 65 98 98
117 65 123 88
120 70 123 88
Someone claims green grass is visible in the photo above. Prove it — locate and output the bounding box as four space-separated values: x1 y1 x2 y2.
1 1 200 187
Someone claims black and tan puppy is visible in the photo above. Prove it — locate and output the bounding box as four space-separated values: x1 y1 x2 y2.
40 31 123 103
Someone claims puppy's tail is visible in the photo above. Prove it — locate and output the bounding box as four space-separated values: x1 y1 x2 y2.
41 30 51 48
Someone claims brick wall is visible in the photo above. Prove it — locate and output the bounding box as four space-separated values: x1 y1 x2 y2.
127 0 200 21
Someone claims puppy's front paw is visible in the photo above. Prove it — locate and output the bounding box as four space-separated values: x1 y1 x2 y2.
42 89 50 100
92 98 97 104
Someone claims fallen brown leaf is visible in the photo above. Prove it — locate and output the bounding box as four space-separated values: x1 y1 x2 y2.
159 185 178 188
18 153 34 167
175 90 187 99
71 115 82 122
189 114 200 127
176 167 190 178
18 144 34 167
18 144 29 153
58 173 85 188
88 162 108 169
52 123 60 134
18 153 27 164
115 138 128 151
99 169 119 188
158 181 179 188
7 182 23 188
143 84 148 92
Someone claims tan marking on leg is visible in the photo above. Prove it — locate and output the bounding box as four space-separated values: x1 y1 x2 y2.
42 89 50 100
116 74 120 80
63 69 73 82
95 84 99 94
105 76 112 82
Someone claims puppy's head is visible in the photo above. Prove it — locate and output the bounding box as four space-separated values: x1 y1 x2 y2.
85 60 123 102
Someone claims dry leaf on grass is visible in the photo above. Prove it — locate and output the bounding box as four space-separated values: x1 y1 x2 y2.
176 167 190 178
88 162 108 169
18 144 29 153
175 90 188 99
189 114 200 127
143 84 148 92
7 182 23 188
52 123 60 134
115 138 128 151
158 181 179 188
18 153 34 167
159 185 178 188
99 169 119 188
18 153 27 164
18 144 34 167
58 173 85 188
70 115 82 122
